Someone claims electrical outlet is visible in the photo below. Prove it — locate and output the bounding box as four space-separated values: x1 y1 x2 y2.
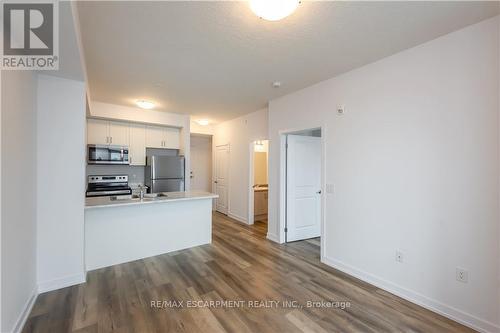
395 250 404 263
326 184 334 194
337 105 345 115
456 268 468 283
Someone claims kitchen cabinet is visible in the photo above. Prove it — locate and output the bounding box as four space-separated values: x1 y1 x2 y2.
254 190 268 216
109 121 129 146
145 125 165 149
129 124 146 166
87 119 129 146
87 119 109 145
164 127 180 149
146 125 180 149
87 119 181 164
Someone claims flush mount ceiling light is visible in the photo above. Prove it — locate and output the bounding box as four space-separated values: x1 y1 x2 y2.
135 100 155 110
249 0 300 21
196 119 210 126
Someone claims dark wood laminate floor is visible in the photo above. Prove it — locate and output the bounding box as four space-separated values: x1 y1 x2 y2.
22 212 474 333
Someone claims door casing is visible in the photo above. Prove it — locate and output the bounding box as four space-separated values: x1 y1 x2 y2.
278 126 327 260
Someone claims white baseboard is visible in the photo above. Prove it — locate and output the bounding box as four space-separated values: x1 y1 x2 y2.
228 212 248 224
266 233 280 243
321 256 500 333
12 286 38 333
37 272 86 293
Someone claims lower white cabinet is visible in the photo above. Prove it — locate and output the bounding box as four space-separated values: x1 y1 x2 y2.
129 124 146 166
254 190 268 216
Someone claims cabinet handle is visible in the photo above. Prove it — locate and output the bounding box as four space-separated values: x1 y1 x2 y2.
106 136 109 144
110 136 112 144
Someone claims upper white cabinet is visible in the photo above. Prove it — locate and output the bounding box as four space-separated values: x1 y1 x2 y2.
146 126 180 149
87 119 180 166
145 125 165 149
87 119 129 146
129 124 146 166
109 121 129 146
87 119 109 145
164 127 180 149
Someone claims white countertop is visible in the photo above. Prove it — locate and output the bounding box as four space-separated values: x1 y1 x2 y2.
85 191 218 209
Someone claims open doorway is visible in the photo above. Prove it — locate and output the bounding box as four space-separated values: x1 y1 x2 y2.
281 128 323 245
248 140 269 230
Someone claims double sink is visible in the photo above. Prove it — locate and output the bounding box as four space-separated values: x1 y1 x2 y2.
110 192 170 202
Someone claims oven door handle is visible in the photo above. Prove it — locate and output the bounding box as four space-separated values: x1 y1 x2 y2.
86 189 131 196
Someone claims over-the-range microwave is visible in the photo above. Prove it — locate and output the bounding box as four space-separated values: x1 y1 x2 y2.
87 145 129 165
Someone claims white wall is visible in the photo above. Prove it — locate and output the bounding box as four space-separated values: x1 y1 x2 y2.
253 152 268 185
214 108 268 223
268 17 499 332
90 101 188 128
1 71 38 333
89 101 191 189
190 135 212 192
37 75 87 292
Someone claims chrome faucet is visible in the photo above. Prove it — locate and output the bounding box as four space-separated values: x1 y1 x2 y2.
139 185 145 200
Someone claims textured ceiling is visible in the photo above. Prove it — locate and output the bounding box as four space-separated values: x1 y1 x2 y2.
76 1 499 123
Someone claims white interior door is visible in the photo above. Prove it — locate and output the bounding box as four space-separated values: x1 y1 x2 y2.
215 145 229 214
190 135 212 191
286 135 321 242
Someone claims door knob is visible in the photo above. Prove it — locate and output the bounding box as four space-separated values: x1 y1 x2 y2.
214 180 218 184
316 190 322 194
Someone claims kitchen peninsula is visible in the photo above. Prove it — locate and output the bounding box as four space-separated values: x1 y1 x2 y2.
85 191 217 270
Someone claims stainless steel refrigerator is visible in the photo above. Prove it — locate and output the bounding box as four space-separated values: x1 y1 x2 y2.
145 155 185 193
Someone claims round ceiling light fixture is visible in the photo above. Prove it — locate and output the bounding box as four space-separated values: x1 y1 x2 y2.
249 0 300 21
196 119 210 126
135 100 155 110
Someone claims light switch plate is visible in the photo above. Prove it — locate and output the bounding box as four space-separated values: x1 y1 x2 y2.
456 268 468 283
